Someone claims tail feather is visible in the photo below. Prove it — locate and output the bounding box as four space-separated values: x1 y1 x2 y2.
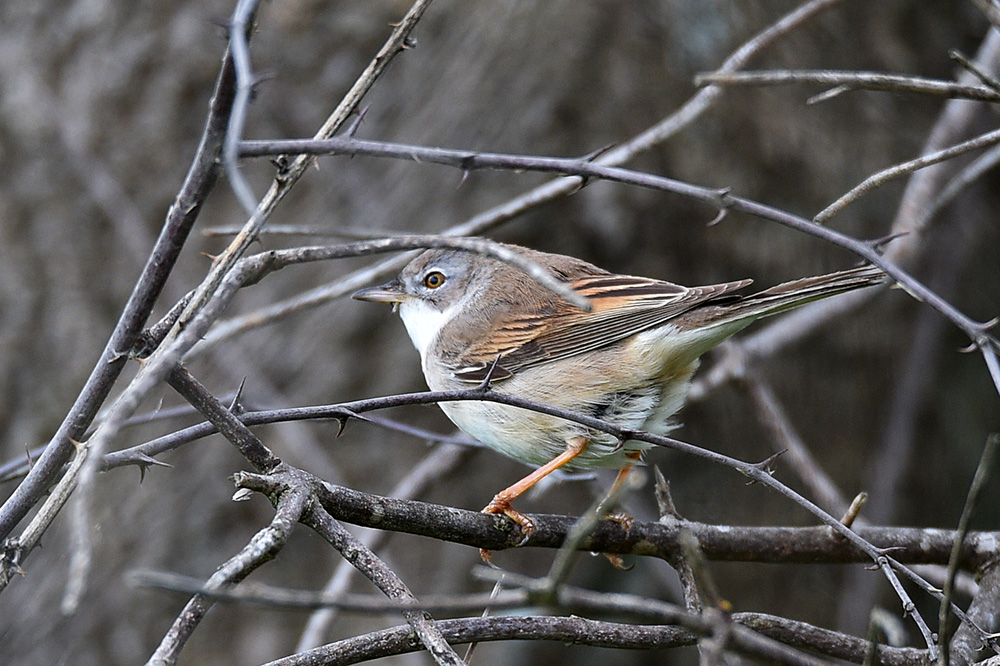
740 264 886 317
676 264 885 331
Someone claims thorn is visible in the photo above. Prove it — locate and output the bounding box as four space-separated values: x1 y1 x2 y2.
335 416 348 438
653 467 682 520
867 231 909 254
456 170 470 189
707 208 727 226
958 342 978 354
746 450 785 484
229 377 248 412
840 492 868 527
476 357 505 392
344 106 369 138
755 449 785 472
807 84 851 105
711 186 733 214
134 453 171 483
579 143 616 162
138 453 172 469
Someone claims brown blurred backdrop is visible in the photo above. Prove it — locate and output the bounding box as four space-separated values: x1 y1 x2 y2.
0 1 998 664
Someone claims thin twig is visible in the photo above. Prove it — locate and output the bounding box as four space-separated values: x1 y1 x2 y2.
738 361 850 515
192 0 848 356
235 134 998 366
941 435 1000 666
694 69 1000 102
295 443 470 651
223 0 263 216
145 485 310 665
0 27 238 545
302 503 465 666
816 127 1000 223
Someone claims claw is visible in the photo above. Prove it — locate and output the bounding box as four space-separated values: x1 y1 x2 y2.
606 511 634 532
482 496 536 547
603 553 634 570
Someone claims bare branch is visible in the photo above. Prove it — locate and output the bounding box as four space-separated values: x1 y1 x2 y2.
296 443 471 651
145 484 310 665
694 70 1000 102
232 466 1000 570
302 503 465 666
235 134 999 367
816 127 1000 223
192 0 848 356
0 29 239 543
941 435 1000 666
165 365 280 473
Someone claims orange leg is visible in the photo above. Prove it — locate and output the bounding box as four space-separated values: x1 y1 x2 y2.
606 450 642 500
601 450 642 569
481 436 589 560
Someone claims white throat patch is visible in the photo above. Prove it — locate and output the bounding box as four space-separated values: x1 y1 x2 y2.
398 298 460 362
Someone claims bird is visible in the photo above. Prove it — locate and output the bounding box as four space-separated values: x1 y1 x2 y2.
353 242 883 552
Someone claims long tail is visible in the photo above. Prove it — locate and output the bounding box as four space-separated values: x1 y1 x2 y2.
736 264 885 318
677 264 886 332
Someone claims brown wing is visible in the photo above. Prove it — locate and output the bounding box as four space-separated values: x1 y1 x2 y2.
452 273 751 382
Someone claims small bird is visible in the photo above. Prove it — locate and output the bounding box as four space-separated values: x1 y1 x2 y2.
353 242 883 549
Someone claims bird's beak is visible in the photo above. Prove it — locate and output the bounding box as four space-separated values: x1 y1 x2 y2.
352 279 407 305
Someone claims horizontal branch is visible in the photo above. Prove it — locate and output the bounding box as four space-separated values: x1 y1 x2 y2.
134 571 929 666
252 608 924 666
263 616 700 666
233 468 998 570
237 135 999 363
693 69 1000 102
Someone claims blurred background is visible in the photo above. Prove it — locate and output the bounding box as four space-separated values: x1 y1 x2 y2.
0 1 998 664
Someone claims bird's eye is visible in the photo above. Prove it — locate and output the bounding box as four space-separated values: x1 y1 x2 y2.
423 271 446 289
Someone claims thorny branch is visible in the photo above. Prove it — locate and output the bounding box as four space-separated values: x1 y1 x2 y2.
0 19 239 543
190 0 851 357
3 0 998 664
236 135 1000 382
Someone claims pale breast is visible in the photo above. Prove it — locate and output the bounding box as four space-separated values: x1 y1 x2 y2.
423 343 696 470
